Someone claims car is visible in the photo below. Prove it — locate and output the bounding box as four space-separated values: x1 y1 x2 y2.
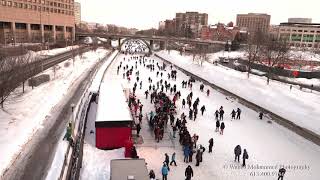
219 57 230 63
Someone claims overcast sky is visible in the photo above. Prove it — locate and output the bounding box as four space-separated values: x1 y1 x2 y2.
77 0 320 30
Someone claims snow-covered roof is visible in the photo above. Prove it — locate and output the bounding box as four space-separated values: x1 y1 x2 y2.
96 82 132 122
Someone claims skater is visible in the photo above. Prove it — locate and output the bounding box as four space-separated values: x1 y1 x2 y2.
220 122 225 135
131 146 138 158
215 110 219 120
278 168 286 180
234 145 242 162
164 153 170 170
215 119 220 132
185 165 194 180
183 145 190 163
231 109 236 120
206 89 210 96
219 107 224 120
182 99 186 108
170 152 177 166
208 138 214 153
161 163 169 180
149 170 156 180
172 125 177 138
189 108 193 120
136 123 141 137
195 149 201 166
188 147 194 163
200 105 206 116
259 112 263 120
145 90 149 99
242 149 249 166
236 108 241 119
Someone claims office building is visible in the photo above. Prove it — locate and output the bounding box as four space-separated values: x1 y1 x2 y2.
0 0 75 45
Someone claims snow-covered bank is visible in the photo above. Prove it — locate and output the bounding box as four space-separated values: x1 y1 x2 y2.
157 50 320 136
0 48 108 176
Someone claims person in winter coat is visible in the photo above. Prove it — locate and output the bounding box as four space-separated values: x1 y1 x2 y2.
170 152 177 166
234 145 242 162
199 145 205 162
188 146 194 163
195 149 201 166
200 105 206 116
215 120 220 132
242 149 249 166
236 108 242 120
185 165 194 180
231 109 236 120
172 125 177 138
145 90 149 99
136 123 141 137
206 89 210 96
215 110 219 120
149 170 156 180
132 146 138 158
161 163 169 180
183 145 190 163
278 168 286 180
208 138 214 153
182 99 186 108
259 112 263 120
189 109 193 120
219 108 225 120
220 122 225 135
164 153 170 170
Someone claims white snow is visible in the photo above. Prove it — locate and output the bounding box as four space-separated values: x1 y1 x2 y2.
207 50 246 63
157 50 320 136
289 50 320 62
0 48 109 177
96 82 132 122
45 135 69 180
80 146 125 180
89 50 119 94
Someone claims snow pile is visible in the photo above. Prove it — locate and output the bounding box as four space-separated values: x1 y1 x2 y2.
80 146 125 180
289 50 320 62
157 50 320 135
45 138 69 180
0 48 108 176
207 50 246 63
89 50 119 94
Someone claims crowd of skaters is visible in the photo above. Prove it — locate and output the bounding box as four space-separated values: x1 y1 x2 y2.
116 45 285 180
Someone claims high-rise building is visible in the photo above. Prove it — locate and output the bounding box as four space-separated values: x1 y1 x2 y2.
236 13 270 34
0 0 75 45
74 2 81 26
175 11 208 38
277 18 320 48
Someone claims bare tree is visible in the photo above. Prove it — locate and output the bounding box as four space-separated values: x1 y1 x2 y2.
245 31 266 78
262 36 290 84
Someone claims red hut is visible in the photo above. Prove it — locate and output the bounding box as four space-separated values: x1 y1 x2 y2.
95 82 133 149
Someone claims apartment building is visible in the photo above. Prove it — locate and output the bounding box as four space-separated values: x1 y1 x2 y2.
0 0 75 45
236 13 270 34
175 11 208 38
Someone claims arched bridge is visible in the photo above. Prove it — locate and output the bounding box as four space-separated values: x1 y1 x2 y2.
76 32 227 51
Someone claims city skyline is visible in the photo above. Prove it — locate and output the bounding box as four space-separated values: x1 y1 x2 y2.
77 0 320 29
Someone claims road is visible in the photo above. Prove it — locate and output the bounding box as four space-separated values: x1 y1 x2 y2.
2 51 110 180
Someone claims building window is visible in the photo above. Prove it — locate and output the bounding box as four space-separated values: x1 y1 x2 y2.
7 1 12 6
2 0 6 6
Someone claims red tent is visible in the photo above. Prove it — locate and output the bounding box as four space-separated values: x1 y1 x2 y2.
95 82 133 149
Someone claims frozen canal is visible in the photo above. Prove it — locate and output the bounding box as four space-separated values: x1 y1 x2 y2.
81 51 320 180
